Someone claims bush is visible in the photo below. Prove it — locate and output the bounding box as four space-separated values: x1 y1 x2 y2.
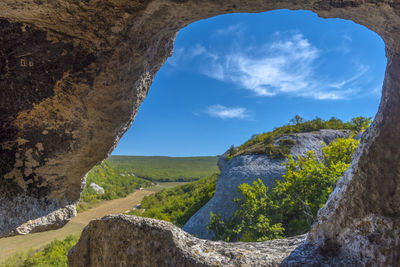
78 161 152 211
126 174 218 227
208 137 360 241
0 235 79 267
227 116 370 160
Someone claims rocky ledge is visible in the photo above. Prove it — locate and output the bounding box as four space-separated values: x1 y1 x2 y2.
68 215 306 267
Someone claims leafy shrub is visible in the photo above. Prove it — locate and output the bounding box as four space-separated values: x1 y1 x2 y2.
127 173 218 227
78 161 151 211
207 181 285 242
208 137 360 241
0 235 79 267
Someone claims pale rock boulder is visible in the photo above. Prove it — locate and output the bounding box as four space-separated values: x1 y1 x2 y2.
183 130 350 239
90 182 105 194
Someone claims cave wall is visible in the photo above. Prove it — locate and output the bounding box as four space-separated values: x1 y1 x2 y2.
1 0 400 265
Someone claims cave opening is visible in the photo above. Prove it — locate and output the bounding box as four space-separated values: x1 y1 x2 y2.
107 9 385 241
1 1 399 265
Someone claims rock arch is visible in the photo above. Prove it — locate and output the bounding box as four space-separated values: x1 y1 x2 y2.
1 0 399 265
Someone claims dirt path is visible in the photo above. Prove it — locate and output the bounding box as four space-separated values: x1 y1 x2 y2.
0 190 155 262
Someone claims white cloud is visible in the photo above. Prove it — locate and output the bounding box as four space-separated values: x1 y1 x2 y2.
215 24 244 35
167 44 218 67
370 85 383 97
200 33 322 97
313 88 357 100
191 33 370 100
328 65 368 89
166 47 185 66
343 35 352 42
206 104 250 119
190 44 219 60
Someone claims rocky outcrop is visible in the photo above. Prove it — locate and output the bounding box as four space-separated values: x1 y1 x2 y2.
90 182 104 194
1 0 400 265
183 130 350 239
68 214 307 267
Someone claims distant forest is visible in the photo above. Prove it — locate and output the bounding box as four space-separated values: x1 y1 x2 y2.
127 174 218 228
108 156 219 182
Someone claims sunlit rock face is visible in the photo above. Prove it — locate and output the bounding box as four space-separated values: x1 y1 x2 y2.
1 0 400 265
183 130 350 239
68 215 307 267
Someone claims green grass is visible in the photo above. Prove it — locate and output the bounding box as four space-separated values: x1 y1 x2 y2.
145 182 190 192
127 173 218 227
0 235 79 267
108 156 219 182
77 161 152 212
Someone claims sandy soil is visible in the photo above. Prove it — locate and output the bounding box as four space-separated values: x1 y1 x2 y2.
0 189 155 262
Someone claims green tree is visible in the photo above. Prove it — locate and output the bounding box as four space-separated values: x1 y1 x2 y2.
208 137 360 241
348 116 372 132
127 174 218 227
207 179 284 242
78 161 152 211
290 115 304 125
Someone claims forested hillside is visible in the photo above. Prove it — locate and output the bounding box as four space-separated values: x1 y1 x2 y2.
127 174 218 227
108 156 219 182
78 161 152 211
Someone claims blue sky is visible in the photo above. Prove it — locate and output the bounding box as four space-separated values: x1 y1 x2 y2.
112 10 386 157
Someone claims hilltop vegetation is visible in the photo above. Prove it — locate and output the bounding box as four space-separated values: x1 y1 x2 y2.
108 156 219 182
208 137 360 242
227 116 371 160
127 174 218 227
78 161 151 211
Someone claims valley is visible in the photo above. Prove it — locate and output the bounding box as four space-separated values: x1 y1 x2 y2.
0 183 185 264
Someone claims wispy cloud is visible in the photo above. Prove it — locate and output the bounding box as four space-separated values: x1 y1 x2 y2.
343 34 352 42
190 44 219 60
166 47 185 67
206 104 250 119
328 65 368 89
215 24 244 35
189 33 371 100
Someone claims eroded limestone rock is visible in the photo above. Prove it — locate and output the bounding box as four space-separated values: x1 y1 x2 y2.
183 130 350 239
0 0 400 265
68 215 306 267
89 182 104 194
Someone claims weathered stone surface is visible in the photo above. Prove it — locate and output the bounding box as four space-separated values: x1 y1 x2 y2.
183 130 350 239
0 0 400 265
89 182 104 194
68 215 306 267
0 1 156 236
